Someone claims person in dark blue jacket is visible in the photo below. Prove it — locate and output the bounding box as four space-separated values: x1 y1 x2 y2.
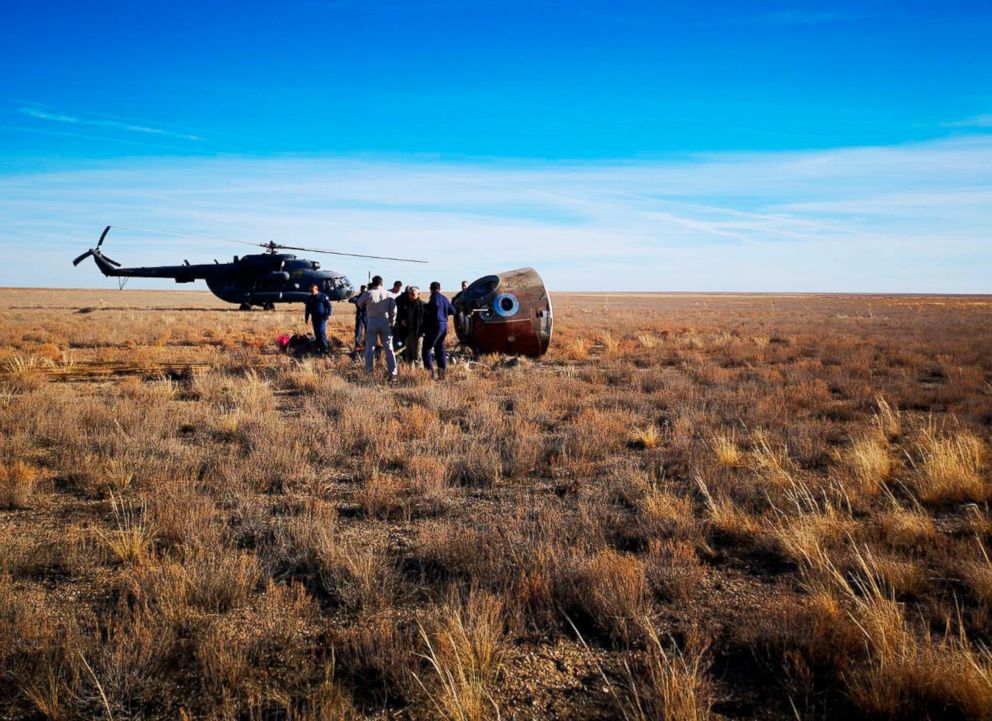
422 281 454 379
304 283 333 354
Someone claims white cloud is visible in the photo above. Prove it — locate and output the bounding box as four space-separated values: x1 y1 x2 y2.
0 136 990 293
943 114 992 129
18 106 203 141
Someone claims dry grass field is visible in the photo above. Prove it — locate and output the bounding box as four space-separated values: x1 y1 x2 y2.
2 287 992 721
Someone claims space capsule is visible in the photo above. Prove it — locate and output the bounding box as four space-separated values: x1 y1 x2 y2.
452 267 553 357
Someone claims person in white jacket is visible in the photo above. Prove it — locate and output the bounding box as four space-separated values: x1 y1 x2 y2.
357 275 398 380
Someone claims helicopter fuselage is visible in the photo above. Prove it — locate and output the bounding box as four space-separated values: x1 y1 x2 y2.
87 249 354 307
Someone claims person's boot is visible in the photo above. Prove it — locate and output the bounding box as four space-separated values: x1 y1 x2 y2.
438 368 446 381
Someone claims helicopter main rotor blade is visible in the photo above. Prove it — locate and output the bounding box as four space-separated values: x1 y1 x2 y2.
265 243 429 264
73 250 94 266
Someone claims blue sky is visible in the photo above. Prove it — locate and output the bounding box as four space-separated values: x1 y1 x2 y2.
1 1 990 291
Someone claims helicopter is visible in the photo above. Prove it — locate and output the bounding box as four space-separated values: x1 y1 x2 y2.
73 226 426 309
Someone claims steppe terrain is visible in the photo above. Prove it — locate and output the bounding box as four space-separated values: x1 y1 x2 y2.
1 288 991 721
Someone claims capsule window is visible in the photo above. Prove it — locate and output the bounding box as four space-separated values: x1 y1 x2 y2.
493 292 520 318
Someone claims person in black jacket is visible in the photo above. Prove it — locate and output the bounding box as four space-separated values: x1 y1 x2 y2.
304 283 333 354
396 286 425 365
348 284 367 349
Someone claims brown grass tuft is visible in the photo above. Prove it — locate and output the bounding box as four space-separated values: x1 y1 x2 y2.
914 427 988 504
570 549 649 644
712 432 743 467
629 424 660 450
416 590 509 721
0 460 41 509
100 494 156 566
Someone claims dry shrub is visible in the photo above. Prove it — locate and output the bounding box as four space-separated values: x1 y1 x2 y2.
266 500 339 579
636 333 659 349
646 539 706 603
0 460 41 509
0 531 93 580
561 408 630 465
840 434 892 496
914 427 988 504
877 505 936 550
819 546 992 719
450 441 501 487
336 610 416 701
284 359 323 393
617 621 712 721
417 591 508 721
497 415 544 478
125 546 262 632
600 332 622 355
147 487 220 550
197 580 316 699
100 495 156 566
774 504 854 572
958 541 992 611
3 354 49 391
182 544 263 614
358 470 408 519
868 553 927 597
874 395 902 440
397 403 441 441
19 665 70 721
748 429 793 486
321 537 397 612
570 549 649 644
84 602 179 712
414 508 591 633
746 590 862 699
407 454 450 498
711 433 743 467
99 456 136 495
640 491 698 542
629 425 659 450
563 337 589 360
604 461 653 508
338 397 401 462
695 477 759 544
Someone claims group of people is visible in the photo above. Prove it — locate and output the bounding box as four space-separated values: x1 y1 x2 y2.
305 275 468 381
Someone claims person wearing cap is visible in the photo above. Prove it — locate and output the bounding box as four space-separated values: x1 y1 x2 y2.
357 275 398 380
422 281 454 380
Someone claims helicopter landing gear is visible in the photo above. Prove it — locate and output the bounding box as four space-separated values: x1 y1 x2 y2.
239 303 252 311
261 302 275 311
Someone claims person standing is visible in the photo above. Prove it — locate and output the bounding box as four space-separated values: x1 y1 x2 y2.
389 280 405 351
423 281 454 380
358 275 398 380
393 285 409 354
348 284 367 349
397 286 425 365
304 283 333 354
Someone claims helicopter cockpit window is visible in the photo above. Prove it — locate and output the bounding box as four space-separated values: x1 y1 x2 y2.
462 276 500 301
